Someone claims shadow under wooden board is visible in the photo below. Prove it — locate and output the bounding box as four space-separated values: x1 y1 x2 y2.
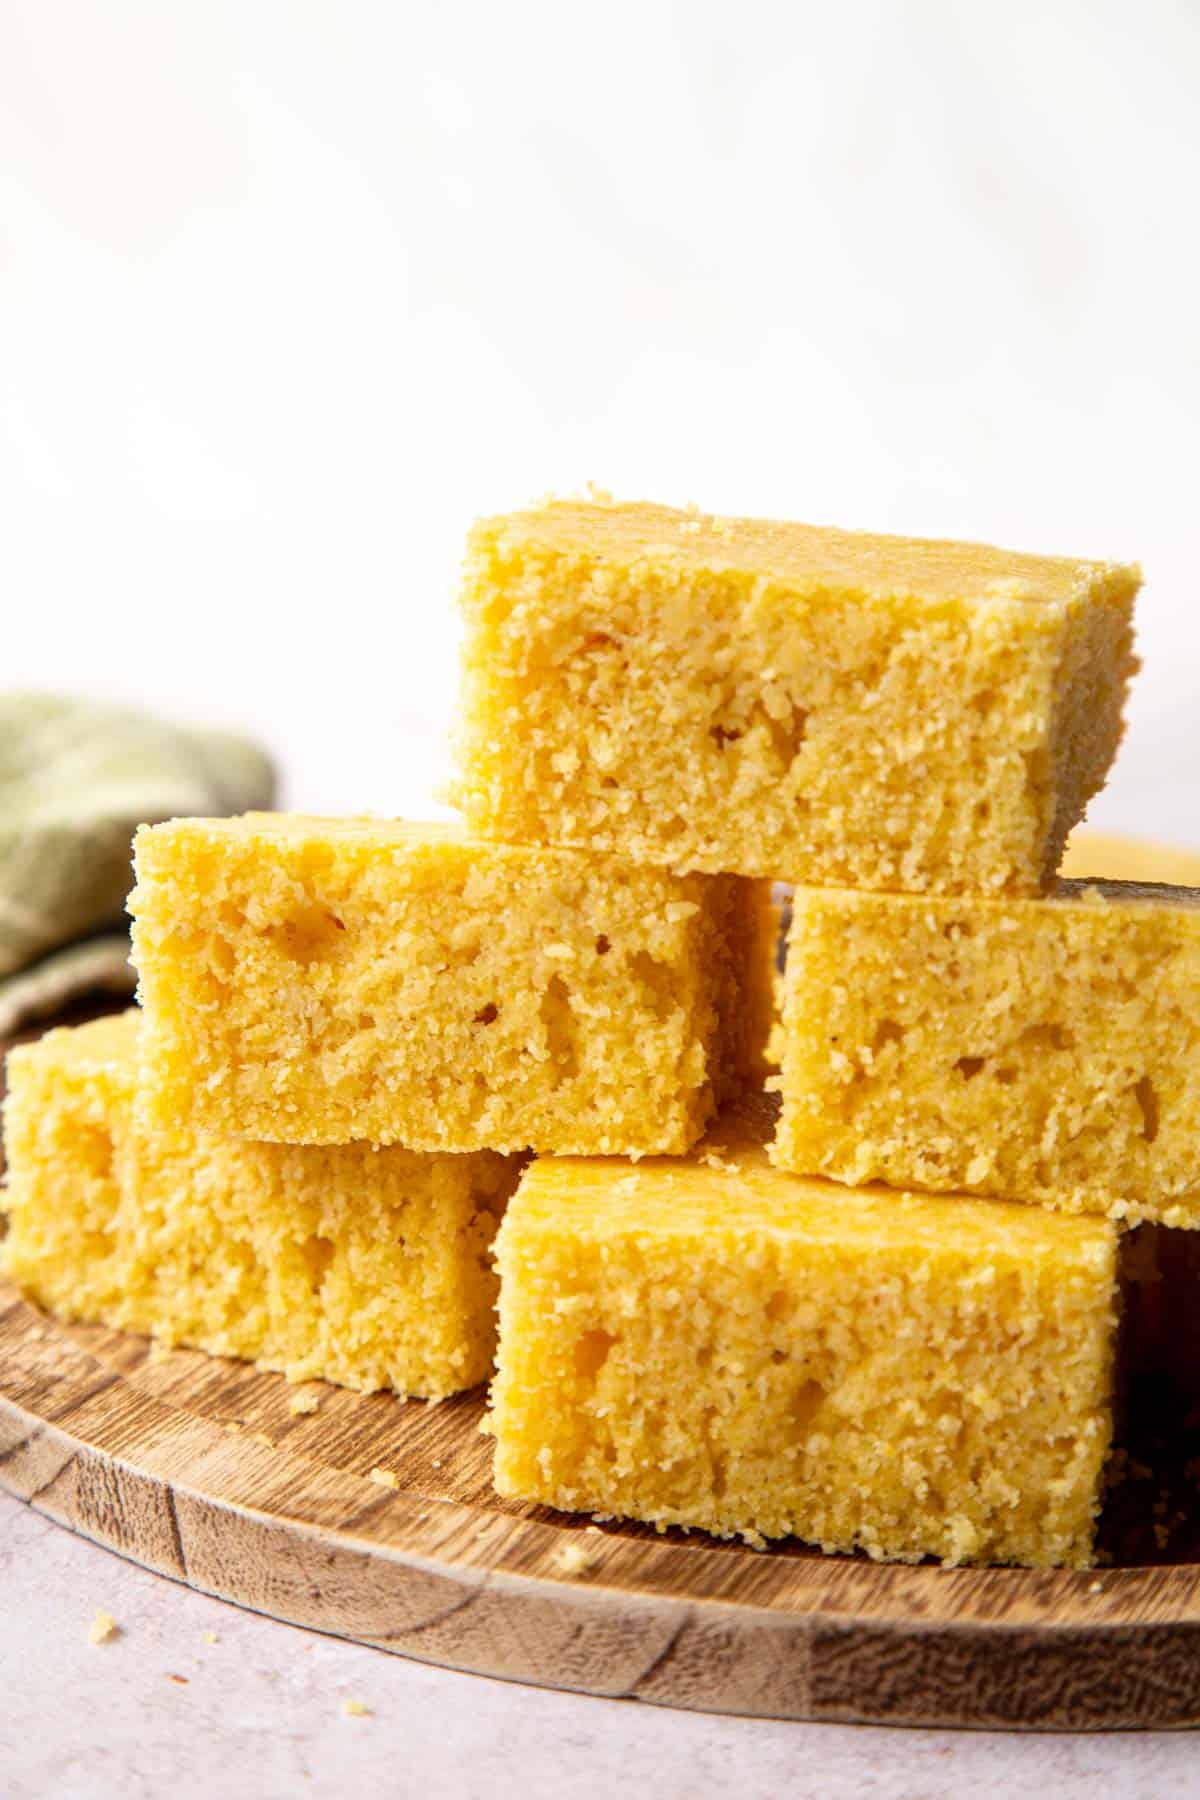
3 1279 1200 1733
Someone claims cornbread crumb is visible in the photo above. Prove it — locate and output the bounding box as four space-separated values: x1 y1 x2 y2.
700 1150 739 1173
368 1467 399 1490
453 500 1138 893
202 1631 219 1645
491 1109 1117 1567
551 1543 596 1578
3 1014 522 1400
130 815 772 1156
342 1699 371 1718
223 1421 243 1435
251 1431 275 1449
88 1611 118 1645
775 881 1200 1224
288 1389 321 1416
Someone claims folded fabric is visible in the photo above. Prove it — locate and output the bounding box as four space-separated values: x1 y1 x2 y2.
0 694 275 1035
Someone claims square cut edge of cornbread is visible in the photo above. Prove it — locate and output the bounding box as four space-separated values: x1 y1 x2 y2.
488 1105 1118 1568
452 498 1140 893
2 1011 523 1399
129 813 774 1154
773 878 1200 1226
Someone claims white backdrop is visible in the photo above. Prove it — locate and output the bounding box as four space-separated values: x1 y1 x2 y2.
2 0 1197 840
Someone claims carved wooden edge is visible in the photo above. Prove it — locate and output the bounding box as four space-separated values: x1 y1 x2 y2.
1 1426 1197 1731
7 1286 1199 1630
4 1397 1200 1730
7 1296 1200 1728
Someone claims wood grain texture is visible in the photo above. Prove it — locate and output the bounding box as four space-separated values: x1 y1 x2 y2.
3 1284 1200 1730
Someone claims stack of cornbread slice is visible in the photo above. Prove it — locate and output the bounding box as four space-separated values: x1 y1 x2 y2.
4 828 773 1399
457 502 1148 1569
8 496 1180 1573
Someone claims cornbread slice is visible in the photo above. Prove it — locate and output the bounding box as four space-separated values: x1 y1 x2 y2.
1061 828 1200 885
130 815 771 1153
452 498 1139 893
3 1013 521 1397
773 881 1200 1225
489 1110 1118 1566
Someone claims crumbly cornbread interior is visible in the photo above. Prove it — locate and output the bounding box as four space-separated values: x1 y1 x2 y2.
453 499 1139 892
130 814 773 1155
3 1012 521 1398
489 1105 1117 1567
773 879 1200 1225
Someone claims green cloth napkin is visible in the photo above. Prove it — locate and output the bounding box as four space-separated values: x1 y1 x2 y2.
0 694 275 1036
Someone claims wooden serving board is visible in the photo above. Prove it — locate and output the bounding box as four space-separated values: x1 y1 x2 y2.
3 1284 1200 1732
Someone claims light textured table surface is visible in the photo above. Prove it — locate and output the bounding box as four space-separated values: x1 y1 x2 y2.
4 1489 1198 1800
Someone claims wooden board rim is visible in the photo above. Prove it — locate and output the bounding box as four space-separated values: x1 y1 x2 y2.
4 1286 1200 1730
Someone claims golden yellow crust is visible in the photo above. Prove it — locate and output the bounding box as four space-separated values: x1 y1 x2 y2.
3 1013 522 1398
452 499 1139 892
129 815 772 1154
773 880 1200 1224
492 499 1131 604
489 1109 1117 1567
